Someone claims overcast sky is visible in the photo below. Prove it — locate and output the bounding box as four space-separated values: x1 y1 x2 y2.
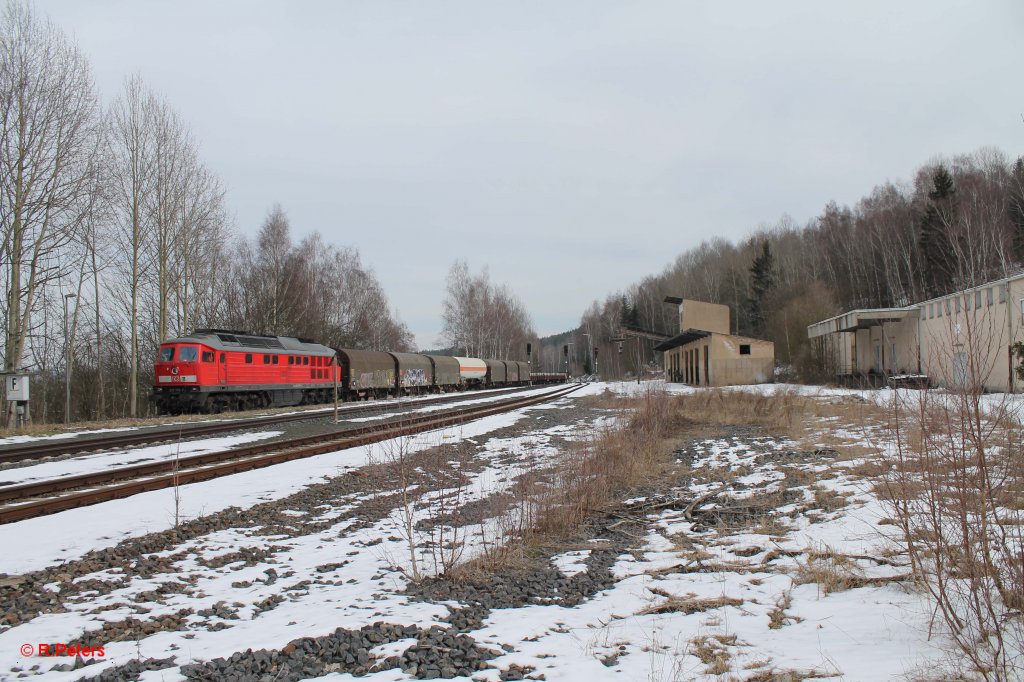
38 1 1024 349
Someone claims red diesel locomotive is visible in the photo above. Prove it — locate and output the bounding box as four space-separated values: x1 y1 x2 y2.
153 330 338 413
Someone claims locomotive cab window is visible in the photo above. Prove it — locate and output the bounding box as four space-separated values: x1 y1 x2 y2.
160 347 175 362
179 347 198 362
202 351 215 363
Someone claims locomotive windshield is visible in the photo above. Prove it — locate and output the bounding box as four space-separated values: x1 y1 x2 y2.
179 347 199 362
159 347 174 362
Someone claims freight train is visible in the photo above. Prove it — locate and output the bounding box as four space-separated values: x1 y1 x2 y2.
151 329 560 414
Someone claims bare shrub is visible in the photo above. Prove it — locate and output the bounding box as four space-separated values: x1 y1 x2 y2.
882 383 1024 679
367 432 422 581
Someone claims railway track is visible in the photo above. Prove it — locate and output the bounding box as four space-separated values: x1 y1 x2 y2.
0 383 583 524
0 385 544 465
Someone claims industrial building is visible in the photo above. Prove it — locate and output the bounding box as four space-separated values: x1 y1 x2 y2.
807 274 1024 392
654 299 775 386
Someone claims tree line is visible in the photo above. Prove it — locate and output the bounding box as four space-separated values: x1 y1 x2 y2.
549 146 1024 380
439 261 535 361
0 3 411 425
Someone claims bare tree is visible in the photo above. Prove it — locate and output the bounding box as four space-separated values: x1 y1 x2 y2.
440 260 534 358
0 1 99 425
106 75 155 417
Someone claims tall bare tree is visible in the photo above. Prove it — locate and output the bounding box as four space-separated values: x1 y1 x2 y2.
0 1 98 425
106 75 155 417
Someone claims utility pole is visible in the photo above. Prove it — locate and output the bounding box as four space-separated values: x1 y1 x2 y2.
64 293 77 424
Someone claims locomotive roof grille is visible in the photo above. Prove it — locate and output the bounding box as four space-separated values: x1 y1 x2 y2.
238 336 285 349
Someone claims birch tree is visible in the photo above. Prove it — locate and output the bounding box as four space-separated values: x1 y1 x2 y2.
0 1 99 425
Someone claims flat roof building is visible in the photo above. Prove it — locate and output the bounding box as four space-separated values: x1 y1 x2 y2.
807 274 1024 392
654 299 775 386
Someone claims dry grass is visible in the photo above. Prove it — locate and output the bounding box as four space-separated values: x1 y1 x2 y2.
640 587 743 615
809 485 848 513
671 388 889 443
767 589 797 629
531 388 679 540
792 550 861 595
688 634 734 676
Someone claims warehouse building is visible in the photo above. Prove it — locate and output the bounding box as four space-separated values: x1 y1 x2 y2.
807 274 1024 392
654 299 774 386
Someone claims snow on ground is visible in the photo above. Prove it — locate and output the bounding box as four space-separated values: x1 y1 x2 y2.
0 388 583 575
0 382 960 680
0 431 284 488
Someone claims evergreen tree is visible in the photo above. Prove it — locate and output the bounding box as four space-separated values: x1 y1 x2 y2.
744 241 775 337
619 296 640 328
919 165 956 296
1009 158 1024 265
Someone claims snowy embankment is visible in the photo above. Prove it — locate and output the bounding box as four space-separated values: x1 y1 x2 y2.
0 382 958 680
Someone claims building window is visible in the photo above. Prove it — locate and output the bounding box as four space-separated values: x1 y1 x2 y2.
937 301 943 317
929 303 934 319
739 344 751 355
955 297 961 313
975 290 982 309
987 288 994 306
1000 286 1007 303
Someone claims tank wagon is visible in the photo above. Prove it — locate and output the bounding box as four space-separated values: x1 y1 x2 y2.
152 330 545 414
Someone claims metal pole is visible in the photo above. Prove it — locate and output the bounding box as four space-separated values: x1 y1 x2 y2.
333 354 339 423
64 294 76 424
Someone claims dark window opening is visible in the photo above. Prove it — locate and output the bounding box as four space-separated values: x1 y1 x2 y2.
263 355 270 364
272 355 279 365
202 351 215 363
310 369 316 379
303 356 309 366
160 347 175 362
288 356 294 365
739 344 751 355
220 353 226 363
245 354 253 364
179 347 198 362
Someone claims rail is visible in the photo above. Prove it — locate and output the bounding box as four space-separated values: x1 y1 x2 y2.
0 384 582 524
